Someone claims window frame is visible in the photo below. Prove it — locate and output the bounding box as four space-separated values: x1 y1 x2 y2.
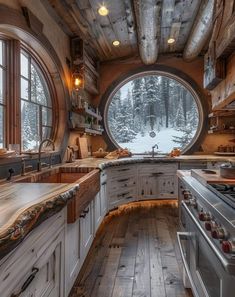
0 39 6 148
20 48 54 150
0 35 57 152
102 67 207 154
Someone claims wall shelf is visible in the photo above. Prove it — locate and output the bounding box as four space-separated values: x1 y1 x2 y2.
208 129 235 134
72 107 102 120
70 127 103 135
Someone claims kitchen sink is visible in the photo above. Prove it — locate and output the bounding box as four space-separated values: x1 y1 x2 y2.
15 167 95 183
143 154 169 159
19 172 87 183
15 166 101 224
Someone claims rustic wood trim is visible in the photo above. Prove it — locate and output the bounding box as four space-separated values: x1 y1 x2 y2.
99 65 208 154
0 4 70 161
0 185 77 260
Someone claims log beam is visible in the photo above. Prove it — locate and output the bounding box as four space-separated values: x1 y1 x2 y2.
133 0 161 65
183 0 215 62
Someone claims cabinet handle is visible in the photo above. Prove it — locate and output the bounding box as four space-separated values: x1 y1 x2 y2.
117 178 129 182
83 208 89 214
117 192 130 197
79 214 86 218
101 181 106 186
11 267 39 297
152 172 164 176
118 168 130 172
125 196 133 200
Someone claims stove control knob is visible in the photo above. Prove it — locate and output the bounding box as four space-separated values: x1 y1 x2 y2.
189 198 197 208
221 240 235 253
198 211 211 221
182 190 192 200
211 227 227 240
205 221 217 231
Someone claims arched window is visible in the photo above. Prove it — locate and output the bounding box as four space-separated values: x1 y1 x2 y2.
20 50 53 150
0 40 6 148
106 73 203 154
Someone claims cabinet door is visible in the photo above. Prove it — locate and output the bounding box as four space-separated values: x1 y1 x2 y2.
138 174 159 200
100 181 107 217
94 192 102 233
10 230 64 297
65 219 81 295
158 175 178 198
80 202 94 262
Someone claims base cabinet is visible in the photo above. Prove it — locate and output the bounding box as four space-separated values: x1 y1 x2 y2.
138 163 178 200
0 210 66 297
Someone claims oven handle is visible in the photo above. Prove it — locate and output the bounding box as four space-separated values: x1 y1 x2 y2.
177 232 200 297
182 200 235 274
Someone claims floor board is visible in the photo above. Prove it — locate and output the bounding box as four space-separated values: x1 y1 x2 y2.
69 201 193 297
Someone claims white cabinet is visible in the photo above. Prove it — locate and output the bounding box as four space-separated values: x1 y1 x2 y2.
80 202 94 262
100 170 107 218
0 209 66 297
106 165 137 210
65 218 81 295
138 163 178 200
94 192 103 232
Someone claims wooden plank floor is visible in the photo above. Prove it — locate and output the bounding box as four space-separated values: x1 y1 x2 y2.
69 201 193 297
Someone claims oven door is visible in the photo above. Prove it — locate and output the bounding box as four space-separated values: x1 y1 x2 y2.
178 202 235 297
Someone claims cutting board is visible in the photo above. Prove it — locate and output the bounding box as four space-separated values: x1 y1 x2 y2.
77 137 89 159
191 169 235 185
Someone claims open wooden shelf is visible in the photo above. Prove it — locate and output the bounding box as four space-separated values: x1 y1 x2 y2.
208 110 235 118
72 107 102 120
208 129 235 134
70 127 103 135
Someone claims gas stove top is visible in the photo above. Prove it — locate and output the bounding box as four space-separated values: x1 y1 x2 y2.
207 183 235 209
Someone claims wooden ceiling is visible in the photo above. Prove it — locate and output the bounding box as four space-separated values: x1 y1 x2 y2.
41 0 206 62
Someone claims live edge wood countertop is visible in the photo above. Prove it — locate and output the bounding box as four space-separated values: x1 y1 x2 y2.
0 182 79 260
0 154 232 260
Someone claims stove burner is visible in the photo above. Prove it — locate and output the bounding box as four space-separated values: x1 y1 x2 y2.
208 183 235 209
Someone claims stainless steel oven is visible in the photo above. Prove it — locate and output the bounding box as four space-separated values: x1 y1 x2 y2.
178 176 235 297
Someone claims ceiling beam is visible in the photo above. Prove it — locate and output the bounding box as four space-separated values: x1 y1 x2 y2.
183 0 215 62
133 0 161 65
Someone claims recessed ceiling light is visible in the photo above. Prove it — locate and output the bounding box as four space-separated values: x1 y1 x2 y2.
167 38 175 44
112 40 120 47
98 5 109 16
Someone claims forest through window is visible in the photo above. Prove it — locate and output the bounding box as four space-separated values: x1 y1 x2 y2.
107 74 200 154
20 51 53 150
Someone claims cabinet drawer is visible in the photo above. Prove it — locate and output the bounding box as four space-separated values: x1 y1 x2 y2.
108 176 136 192
107 165 136 178
139 163 178 174
109 187 136 204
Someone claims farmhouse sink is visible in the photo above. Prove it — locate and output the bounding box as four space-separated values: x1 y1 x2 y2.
15 166 100 223
143 154 169 159
17 171 87 183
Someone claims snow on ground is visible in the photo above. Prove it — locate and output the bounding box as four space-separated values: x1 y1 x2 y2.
119 128 192 154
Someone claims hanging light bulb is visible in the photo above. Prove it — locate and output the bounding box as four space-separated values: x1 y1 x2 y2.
98 5 109 16
72 71 84 91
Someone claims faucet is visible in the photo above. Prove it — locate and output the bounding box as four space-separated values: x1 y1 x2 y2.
37 138 55 171
151 144 159 158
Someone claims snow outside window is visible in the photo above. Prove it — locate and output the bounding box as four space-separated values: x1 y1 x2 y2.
0 40 6 148
20 51 53 150
107 74 200 154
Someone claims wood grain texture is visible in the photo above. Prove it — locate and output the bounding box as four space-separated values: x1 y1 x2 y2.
0 182 77 260
67 169 100 223
0 165 98 259
69 201 193 297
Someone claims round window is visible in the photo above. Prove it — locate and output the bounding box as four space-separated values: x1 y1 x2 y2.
105 73 202 154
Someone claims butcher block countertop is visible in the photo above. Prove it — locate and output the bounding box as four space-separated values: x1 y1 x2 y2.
177 169 235 185
0 154 232 260
62 154 234 170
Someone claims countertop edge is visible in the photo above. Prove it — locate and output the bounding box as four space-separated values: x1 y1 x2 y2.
0 184 79 260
